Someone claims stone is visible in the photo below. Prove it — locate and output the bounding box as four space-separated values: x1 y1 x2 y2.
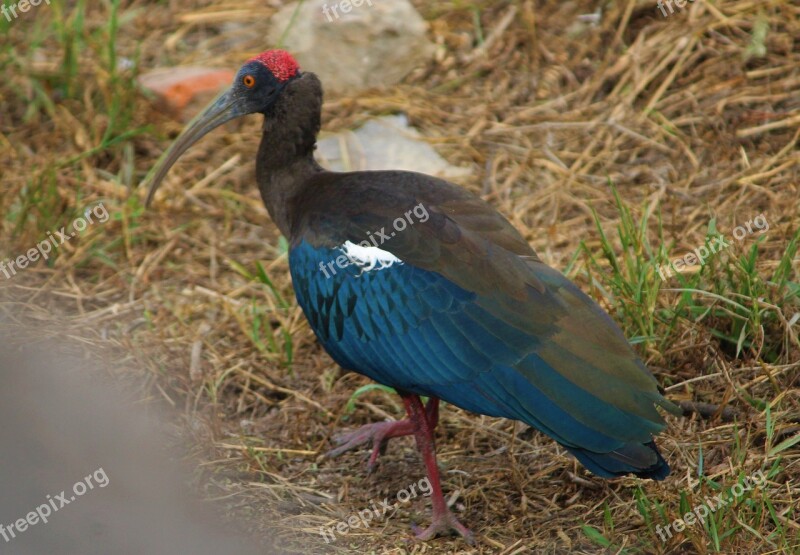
138 67 235 121
267 0 434 95
315 115 470 179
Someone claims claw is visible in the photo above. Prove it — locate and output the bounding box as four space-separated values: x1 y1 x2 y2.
327 398 440 473
326 420 415 471
411 510 475 545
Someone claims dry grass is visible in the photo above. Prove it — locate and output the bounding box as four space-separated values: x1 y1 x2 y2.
1 0 799 553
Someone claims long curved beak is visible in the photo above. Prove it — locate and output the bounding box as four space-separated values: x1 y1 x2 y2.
143 89 244 207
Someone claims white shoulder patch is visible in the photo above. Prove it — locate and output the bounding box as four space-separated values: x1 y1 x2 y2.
341 241 403 274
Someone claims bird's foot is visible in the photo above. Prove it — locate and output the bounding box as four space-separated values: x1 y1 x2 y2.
326 419 414 473
411 508 475 545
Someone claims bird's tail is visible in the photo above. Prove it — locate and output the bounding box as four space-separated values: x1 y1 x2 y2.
564 440 670 480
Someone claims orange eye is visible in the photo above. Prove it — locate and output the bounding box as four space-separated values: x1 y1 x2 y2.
243 75 256 88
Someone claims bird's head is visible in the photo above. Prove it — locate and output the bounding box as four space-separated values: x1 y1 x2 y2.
143 49 301 206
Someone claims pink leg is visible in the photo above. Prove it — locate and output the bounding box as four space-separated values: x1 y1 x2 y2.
401 394 475 545
328 398 439 474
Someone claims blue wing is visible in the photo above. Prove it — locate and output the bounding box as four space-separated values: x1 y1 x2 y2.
289 239 674 478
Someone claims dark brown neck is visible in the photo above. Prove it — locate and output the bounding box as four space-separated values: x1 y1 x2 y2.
256 72 324 237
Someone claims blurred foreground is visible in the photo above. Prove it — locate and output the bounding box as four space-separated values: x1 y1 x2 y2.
0 338 274 555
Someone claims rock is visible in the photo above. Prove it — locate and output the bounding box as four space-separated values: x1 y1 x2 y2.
267 0 434 95
315 114 470 179
138 67 235 121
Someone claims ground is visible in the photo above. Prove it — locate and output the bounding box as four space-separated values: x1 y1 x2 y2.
1 1 799 554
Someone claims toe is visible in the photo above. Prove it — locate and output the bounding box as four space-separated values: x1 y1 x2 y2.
410 513 475 545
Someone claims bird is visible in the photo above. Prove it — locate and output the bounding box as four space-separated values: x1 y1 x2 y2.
144 49 680 544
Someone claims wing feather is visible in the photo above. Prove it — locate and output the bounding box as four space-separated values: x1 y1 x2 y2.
288 170 679 461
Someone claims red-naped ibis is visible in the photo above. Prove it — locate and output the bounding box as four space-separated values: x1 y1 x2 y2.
144 49 679 544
